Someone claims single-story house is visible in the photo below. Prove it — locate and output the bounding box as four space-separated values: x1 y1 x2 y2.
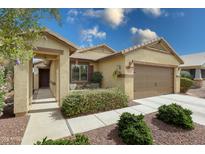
14 29 184 116
180 52 205 87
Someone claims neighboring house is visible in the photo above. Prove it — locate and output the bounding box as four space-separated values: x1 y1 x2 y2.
180 52 205 87
14 29 184 116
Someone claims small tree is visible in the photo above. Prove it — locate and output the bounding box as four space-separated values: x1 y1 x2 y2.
0 9 62 116
0 8 61 64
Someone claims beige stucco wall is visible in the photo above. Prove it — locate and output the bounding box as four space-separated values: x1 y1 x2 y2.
33 67 39 90
90 62 99 72
50 60 57 97
98 55 125 90
14 61 30 115
124 48 181 100
125 48 181 67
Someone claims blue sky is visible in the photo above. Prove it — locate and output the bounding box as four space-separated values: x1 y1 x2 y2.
40 8 205 55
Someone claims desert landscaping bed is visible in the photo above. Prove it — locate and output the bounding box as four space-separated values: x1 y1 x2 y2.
0 116 30 145
79 113 205 145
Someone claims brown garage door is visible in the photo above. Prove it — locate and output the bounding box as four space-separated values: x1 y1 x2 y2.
134 64 174 99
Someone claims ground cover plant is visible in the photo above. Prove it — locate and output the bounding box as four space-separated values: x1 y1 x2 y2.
34 134 89 145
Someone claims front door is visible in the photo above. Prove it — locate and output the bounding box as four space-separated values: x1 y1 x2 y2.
39 69 50 88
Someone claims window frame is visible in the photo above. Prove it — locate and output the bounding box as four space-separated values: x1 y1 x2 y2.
71 64 88 82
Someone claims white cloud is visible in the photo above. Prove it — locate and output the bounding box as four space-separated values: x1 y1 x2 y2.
130 27 158 45
103 8 126 28
81 26 106 46
141 8 163 17
83 8 132 28
83 9 103 18
66 9 79 23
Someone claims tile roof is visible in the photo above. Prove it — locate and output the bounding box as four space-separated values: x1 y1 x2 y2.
77 44 116 53
121 37 163 54
180 52 205 67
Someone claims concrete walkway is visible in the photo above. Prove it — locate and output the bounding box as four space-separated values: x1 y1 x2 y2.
22 92 205 144
21 88 71 145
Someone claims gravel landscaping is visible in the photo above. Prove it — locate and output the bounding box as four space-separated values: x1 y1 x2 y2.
80 113 205 145
0 116 30 145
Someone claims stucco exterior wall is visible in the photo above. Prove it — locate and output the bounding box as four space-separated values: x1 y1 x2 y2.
33 67 39 90
125 48 181 67
90 62 99 72
98 56 125 90
50 60 57 97
14 61 30 115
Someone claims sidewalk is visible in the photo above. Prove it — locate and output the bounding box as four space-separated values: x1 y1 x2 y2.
21 93 205 144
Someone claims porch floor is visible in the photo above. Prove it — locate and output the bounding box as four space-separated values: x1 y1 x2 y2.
31 88 58 112
21 88 71 145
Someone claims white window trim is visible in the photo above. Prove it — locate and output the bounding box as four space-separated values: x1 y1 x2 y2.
71 64 88 82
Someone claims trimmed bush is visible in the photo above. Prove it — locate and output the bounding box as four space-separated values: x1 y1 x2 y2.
61 88 128 117
118 112 153 145
156 103 194 129
180 71 193 80
34 134 90 145
91 72 103 84
180 77 193 93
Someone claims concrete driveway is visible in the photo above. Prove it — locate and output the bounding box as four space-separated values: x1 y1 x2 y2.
133 94 205 125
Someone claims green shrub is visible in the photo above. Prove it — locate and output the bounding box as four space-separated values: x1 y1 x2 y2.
62 88 128 117
91 72 103 84
156 103 194 129
34 134 90 145
180 77 193 93
118 112 153 145
180 71 193 79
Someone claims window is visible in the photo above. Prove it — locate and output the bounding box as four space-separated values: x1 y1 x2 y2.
71 64 88 81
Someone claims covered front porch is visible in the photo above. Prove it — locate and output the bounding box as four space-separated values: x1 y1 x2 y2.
13 30 76 116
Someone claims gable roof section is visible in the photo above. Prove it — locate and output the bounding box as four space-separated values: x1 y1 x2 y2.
180 52 205 68
77 44 116 53
70 44 117 61
121 37 184 64
43 29 78 54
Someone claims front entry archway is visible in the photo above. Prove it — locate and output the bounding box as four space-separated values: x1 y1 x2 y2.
14 30 77 116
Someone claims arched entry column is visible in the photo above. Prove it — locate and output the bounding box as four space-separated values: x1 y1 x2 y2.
14 60 33 116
